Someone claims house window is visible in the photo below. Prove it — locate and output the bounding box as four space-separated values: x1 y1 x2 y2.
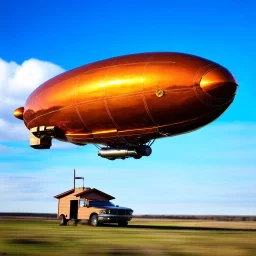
80 200 87 207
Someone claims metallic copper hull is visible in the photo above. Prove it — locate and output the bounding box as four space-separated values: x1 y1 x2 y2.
17 52 238 149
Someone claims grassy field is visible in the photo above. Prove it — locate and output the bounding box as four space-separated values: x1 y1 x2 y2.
0 219 256 256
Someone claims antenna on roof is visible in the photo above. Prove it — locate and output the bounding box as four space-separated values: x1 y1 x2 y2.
74 169 75 189
74 169 85 190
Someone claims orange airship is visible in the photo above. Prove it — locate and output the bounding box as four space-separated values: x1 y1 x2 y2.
14 52 238 160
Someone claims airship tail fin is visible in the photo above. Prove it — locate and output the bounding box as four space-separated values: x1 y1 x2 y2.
14 107 24 120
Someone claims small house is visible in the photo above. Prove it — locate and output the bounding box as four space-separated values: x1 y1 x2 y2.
54 170 115 220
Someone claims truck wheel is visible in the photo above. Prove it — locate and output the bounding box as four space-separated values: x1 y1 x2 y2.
59 215 67 226
118 221 128 227
90 214 98 226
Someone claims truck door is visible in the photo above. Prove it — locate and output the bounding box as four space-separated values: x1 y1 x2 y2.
70 200 78 219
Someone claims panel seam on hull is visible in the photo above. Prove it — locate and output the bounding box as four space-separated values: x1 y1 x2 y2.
103 59 121 132
142 54 159 127
32 61 176 97
26 105 75 128
34 74 82 98
75 73 91 132
67 130 157 138
66 107 226 143
25 86 194 128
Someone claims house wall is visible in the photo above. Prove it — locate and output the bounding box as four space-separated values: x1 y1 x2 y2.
58 188 84 219
58 188 113 220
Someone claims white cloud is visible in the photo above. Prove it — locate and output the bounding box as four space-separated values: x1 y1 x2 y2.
0 57 65 142
0 118 28 141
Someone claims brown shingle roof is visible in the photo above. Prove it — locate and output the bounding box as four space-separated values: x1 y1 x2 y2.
75 188 115 200
54 188 75 199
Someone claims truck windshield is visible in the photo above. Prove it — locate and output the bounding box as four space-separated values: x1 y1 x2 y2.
89 201 115 207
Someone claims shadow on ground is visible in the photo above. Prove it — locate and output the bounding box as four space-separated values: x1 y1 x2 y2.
102 224 256 232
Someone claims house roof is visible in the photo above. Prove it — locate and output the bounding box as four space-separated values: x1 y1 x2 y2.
54 188 75 199
75 188 115 200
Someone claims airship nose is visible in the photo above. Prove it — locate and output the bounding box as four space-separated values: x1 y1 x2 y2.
200 67 238 99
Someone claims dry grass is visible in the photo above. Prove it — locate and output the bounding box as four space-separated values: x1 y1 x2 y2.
0 219 256 255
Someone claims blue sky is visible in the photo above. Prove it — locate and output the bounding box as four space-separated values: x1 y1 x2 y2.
0 0 255 214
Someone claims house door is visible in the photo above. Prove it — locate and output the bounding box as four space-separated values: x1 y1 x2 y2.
70 200 78 219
